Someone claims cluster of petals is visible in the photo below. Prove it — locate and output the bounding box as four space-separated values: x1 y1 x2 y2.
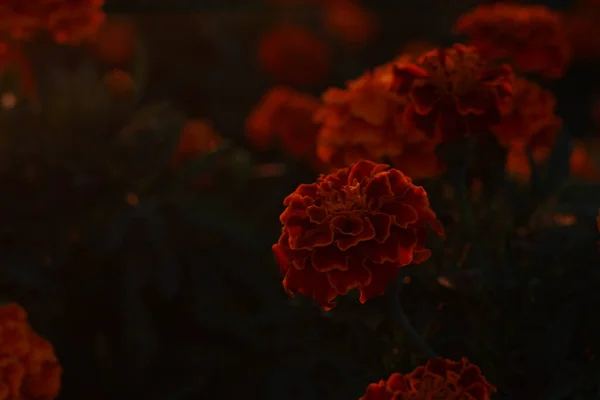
246 86 324 170
257 24 331 87
492 77 561 150
360 357 496 400
272 160 444 309
0 303 62 400
391 44 514 143
498 78 562 182
0 0 105 44
454 3 571 78
315 61 443 179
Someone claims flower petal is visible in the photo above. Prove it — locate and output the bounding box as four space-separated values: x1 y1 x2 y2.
327 258 372 295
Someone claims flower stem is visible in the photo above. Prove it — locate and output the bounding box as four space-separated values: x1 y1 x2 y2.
387 278 437 360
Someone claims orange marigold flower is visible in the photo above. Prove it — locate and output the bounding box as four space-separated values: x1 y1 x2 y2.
246 86 324 170
0 303 62 400
392 44 514 143
257 24 331 87
322 0 378 50
0 0 105 44
361 357 496 400
492 78 561 151
454 3 571 78
172 120 222 170
315 63 443 180
272 160 444 309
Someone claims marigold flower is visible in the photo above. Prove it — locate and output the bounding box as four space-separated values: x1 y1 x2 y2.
102 69 135 98
492 78 561 151
322 0 377 50
315 63 443 179
91 16 137 66
569 140 600 180
455 3 571 78
392 44 514 143
246 86 325 170
257 24 331 87
0 0 105 44
172 120 222 170
272 160 444 309
0 303 62 400
361 357 496 400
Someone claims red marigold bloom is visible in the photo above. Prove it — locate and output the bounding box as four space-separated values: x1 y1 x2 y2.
172 120 222 170
322 0 378 50
272 160 444 309
0 0 105 44
454 3 571 78
315 63 444 180
257 24 331 87
91 16 137 66
392 44 514 143
569 140 600 180
0 303 62 400
361 357 496 400
492 78 561 151
102 69 135 98
246 86 325 170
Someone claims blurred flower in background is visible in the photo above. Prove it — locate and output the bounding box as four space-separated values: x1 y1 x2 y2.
321 0 378 51
455 3 571 78
257 24 332 87
0 303 62 400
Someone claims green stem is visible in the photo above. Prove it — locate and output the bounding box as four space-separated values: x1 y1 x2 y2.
387 278 436 360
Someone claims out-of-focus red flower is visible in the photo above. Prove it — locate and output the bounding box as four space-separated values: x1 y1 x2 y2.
90 16 137 66
272 160 444 309
172 120 222 170
505 146 551 183
392 44 514 143
257 24 331 87
0 303 62 400
322 0 377 50
565 0 600 61
455 3 571 78
361 357 496 400
0 0 105 44
569 140 600 180
492 78 561 152
315 63 444 180
0 43 38 106
102 69 135 98
246 86 324 170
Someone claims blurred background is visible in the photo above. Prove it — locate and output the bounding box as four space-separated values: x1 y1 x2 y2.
3 0 600 399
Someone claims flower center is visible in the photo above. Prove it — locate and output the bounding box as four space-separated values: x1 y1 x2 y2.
322 180 367 214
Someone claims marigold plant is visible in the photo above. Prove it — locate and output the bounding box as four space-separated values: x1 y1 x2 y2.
455 3 571 78
0 0 105 44
0 303 61 400
392 44 514 143
315 62 443 179
272 160 444 309
257 24 331 87
360 357 496 400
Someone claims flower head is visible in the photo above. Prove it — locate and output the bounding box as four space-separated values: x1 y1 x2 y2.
392 44 514 143
272 160 444 309
455 3 571 78
322 0 378 50
257 24 331 87
315 63 443 179
0 303 62 400
361 357 496 400
246 86 324 170
172 120 222 170
492 78 561 150
0 0 105 44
